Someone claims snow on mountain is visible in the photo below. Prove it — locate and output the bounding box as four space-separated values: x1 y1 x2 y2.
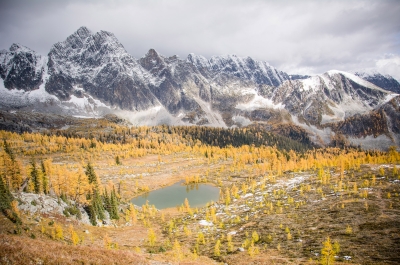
1 26 399 149
188 53 290 87
354 70 400 94
187 53 210 69
236 89 285 111
0 43 44 91
328 70 387 92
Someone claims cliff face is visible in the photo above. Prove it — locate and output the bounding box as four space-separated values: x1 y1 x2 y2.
0 44 44 91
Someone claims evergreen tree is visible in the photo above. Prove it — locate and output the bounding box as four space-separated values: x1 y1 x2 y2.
103 188 111 212
3 139 15 161
109 187 119 220
0 175 21 224
91 188 105 221
41 160 49 194
0 175 13 212
89 204 97 226
30 159 41 194
85 162 97 184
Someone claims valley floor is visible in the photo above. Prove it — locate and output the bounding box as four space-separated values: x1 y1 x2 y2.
0 127 399 264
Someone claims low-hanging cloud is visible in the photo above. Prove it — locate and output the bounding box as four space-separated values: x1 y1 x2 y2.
0 0 399 75
376 55 400 82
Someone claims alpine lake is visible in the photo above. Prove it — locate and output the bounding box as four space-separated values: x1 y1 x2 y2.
131 181 220 209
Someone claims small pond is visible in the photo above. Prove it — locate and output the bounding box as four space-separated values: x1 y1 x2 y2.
131 181 220 209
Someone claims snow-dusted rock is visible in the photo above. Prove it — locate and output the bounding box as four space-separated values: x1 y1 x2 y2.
14 192 90 225
199 220 213 226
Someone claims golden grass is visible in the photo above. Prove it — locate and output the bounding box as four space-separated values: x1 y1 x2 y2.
0 234 148 265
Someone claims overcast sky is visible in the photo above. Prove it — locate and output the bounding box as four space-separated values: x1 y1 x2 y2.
1 0 399 78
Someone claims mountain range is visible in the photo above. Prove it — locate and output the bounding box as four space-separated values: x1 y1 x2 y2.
1 26 399 150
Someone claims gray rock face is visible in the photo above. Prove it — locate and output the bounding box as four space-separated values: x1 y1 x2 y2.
46 26 158 110
0 44 44 91
355 71 400 94
14 192 91 225
139 49 203 114
187 53 289 87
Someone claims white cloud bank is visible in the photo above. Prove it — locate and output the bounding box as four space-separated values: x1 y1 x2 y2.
376 55 400 82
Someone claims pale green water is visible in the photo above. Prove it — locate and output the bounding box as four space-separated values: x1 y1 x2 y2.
131 182 220 209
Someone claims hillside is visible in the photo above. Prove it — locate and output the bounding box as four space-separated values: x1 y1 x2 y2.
0 120 399 264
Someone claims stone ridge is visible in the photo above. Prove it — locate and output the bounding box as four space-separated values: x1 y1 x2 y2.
355 71 400 94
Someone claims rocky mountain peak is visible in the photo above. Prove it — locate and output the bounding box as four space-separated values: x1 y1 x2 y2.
0 43 43 91
49 27 131 74
75 26 92 38
139 48 166 72
9 43 34 53
186 53 210 69
146 48 160 58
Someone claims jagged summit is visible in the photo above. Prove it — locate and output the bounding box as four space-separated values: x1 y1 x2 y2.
9 43 35 53
139 48 165 71
1 26 399 149
48 26 131 74
188 53 289 87
0 43 44 91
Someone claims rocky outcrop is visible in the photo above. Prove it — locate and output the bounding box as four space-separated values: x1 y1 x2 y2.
14 192 91 225
0 44 44 91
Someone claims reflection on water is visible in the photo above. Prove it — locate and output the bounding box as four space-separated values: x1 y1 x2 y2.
131 181 220 209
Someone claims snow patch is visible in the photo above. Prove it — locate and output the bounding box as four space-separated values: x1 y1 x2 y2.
292 116 333 145
199 220 213 226
236 89 284 111
192 96 227 127
0 77 59 108
301 76 320 91
232 115 252 126
116 106 184 126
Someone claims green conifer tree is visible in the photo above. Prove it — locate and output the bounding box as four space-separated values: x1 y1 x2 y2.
30 159 41 194
110 187 119 219
92 188 105 220
85 162 97 184
41 161 49 194
89 204 97 226
3 140 15 161
0 175 13 212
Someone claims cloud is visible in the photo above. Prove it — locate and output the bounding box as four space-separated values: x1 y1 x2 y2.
376 55 400 82
0 0 399 75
